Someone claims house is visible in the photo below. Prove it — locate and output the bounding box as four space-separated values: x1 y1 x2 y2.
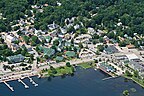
11 44 19 51
55 56 64 62
74 34 92 44
38 46 55 57
7 54 25 63
5 34 18 43
126 44 135 49
57 32 64 38
48 22 59 30
57 1 62 6
60 27 67 34
79 49 95 58
74 24 80 30
43 48 55 56
45 36 51 43
65 51 76 57
88 27 96 35
38 36 44 42
27 47 34 54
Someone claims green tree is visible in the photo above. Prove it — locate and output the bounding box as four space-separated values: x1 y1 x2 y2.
66 62 71 67
123 90 129 96
125 70 132 77
97 45 104 52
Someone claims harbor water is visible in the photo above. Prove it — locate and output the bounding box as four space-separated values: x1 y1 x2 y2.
0 68 144 96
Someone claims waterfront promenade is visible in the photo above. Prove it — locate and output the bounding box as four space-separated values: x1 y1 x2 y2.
0 56 96 83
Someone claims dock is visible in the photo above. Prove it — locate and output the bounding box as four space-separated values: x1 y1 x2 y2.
3 81 14 92
18 79 29 89
28 77 38 87
102 76 119 81
99 67 114 77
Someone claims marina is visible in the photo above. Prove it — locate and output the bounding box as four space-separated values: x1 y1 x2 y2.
18 79 29 89
2 76 39 91
28 77 38 87
0 68 144 96
3 81 14 92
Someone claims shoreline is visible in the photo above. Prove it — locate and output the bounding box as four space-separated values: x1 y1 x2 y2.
0 71 39 83
123 75 144 88
0 60 95 83
41 62 94 78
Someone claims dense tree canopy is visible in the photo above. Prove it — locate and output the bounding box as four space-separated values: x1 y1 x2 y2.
0 0 144 37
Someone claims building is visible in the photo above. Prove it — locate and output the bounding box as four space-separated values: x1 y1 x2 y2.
48 22 59 30
7 54 25 63
5 34 17 43
129 61 144 73
126 44 135 49
115 55 128 61
126 54 140 61
74 34 92 44
55 56 64 62
88 27 96 35
104 45 119 54
11 44 19 51
65 51 76 57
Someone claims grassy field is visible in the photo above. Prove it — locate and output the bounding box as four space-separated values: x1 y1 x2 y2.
46 66 74 77
132 77 144 88
78 62 94 69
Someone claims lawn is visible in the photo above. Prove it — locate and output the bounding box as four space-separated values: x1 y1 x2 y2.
132 77 144 88
46 66 74 77
78 62 93 69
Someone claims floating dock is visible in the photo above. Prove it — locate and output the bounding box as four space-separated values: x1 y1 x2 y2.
3 81 14 92
28 77 38 87
102 76 119 81
18 79 29 89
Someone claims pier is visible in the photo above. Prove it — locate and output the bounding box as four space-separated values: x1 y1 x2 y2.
3 81 14 92
102 76 119 81
18 79 29 88
99 67 114 77
28 77 38 87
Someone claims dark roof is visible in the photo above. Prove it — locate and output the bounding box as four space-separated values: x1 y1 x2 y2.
115 55 128 60
27 47 33 51
105 45 119 54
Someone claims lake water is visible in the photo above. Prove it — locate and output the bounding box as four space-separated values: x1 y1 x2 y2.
0 68 144 96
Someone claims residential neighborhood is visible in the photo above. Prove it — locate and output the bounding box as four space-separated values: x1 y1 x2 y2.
0 0 144 95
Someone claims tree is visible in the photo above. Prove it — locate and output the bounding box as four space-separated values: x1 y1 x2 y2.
23 36 30 44
66 62 71 67
53 39 59 46
80 28 87 34
67 26 75 33
94 59 98 63
78 42 83 48
133 70 139 78
123 90 129 96
31 36 39 43
125 70 132 77
13 40 19 44
17 31 22 35
97 45 104 52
